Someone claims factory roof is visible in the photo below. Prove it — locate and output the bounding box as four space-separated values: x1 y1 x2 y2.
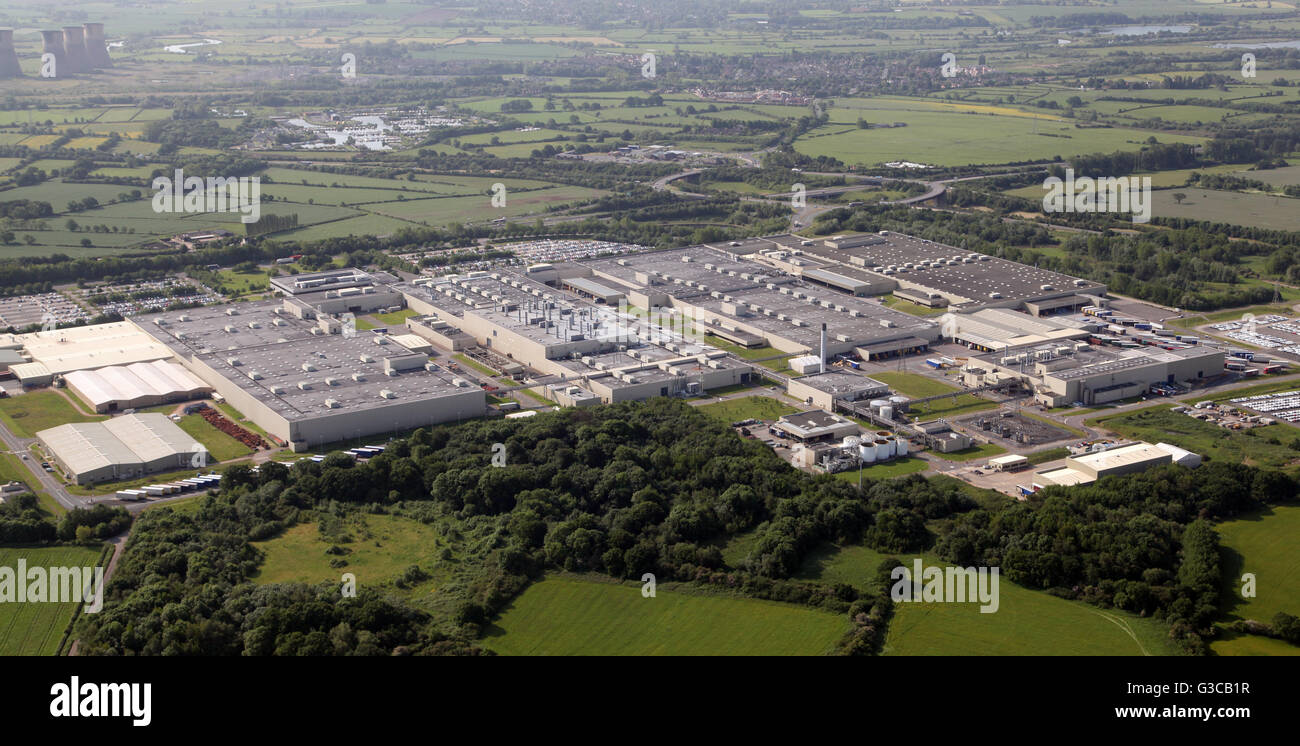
16 321 175 375
38 414 202 471
134 300 476 422
64 360 209 409
1069 442 1170 471
796 231 1104 305
789 370 890 397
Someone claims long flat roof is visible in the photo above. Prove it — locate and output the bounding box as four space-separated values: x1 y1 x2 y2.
134 300 476 421
17 321 175 374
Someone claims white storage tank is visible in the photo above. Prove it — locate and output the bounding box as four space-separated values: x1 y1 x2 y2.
883 437 897 458
874 439 890 461
869 399 888 413
896 437 910 456
859 443 875 463
842 435 862 450
880 405 893 421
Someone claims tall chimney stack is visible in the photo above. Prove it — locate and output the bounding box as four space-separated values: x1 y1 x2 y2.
61 26 89 73
0 29 21 78
819 322 827 374
39 30 66 77
83 23 111 68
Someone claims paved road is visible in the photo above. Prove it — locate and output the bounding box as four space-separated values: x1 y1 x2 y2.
0 417 81 510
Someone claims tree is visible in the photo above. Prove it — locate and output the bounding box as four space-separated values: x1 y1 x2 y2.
1172 192 1187 205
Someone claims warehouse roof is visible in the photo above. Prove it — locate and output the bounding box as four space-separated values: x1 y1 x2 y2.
103 414 203 464
16 322 175 374
39 414 205 478
39 420 143 473
64 360 210 410
1069 442 1169 471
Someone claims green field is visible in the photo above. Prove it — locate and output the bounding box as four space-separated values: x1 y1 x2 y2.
1150 188 1300 232
794 96 1204 168
696 395 800 423
252 515 446 591
0 391 106 439
927 442 1007 461
833 456 930 480
175 414 254 462
797 544 1181 656
1091 405 1300 472
1216 505 1300 626
482 576 848 656
373 308 419 326
1211 631 1300 657
870 371 998 418
0 545 104 656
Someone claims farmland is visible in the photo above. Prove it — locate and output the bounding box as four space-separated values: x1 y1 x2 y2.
0 545 105 656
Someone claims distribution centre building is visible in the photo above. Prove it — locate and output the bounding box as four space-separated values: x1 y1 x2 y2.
37 413 205 485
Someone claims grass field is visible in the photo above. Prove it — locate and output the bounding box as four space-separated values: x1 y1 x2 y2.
373 308 418 326
1216 504 1300 626
833 456 930 480
794 96 1204 168
927 442 1007 461
870 371 998 418
1090 405 1300 472
482 576 848 655
1150 188 1300 232
1211 631 1300 656
797 544 1181 656
175 414 253 462
0 391 106 438
880 295 950 317
0 545 104 656
696 395 800 423
252 514 446 591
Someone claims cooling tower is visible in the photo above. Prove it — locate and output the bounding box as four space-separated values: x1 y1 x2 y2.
83 23 112 68
39 30 65 77
0 29 21 78
61 26 89 73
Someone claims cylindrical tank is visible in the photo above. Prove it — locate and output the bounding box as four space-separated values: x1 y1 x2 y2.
0 29 21 78
61 26 89 73
889 395 909 412
880 405 893 421
896 437 909 456
884 437 897 458
83 23 112 68
40 30 66 77
842 435 861 450
874 439 890 461
869 399 888 413
859 443 875 463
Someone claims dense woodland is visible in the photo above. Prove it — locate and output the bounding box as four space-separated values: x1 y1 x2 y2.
73 399 1296 656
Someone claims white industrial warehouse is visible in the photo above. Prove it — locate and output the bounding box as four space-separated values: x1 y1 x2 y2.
63 359 212 413
37 413 206 485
